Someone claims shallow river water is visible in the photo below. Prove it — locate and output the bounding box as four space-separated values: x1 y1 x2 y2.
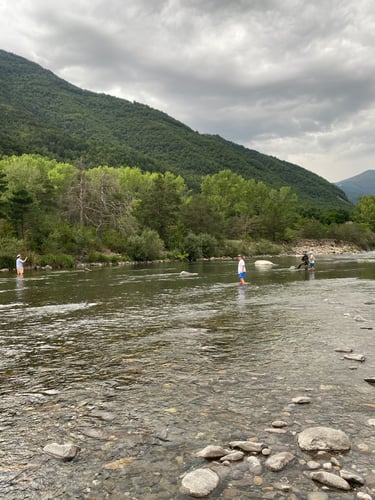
0 253 374 499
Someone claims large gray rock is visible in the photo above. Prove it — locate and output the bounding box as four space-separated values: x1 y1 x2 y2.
298 427 351 452
180 468 219 497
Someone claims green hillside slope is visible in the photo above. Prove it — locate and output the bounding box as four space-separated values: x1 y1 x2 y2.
0 49 350 210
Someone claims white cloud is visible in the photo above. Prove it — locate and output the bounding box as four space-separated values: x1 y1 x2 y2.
1 0 375 182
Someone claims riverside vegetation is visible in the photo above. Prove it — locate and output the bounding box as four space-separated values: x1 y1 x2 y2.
1 50 374 268
0 154 374 271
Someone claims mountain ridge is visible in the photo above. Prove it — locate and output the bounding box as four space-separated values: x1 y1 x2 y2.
0 48 350 210
335 170 375 204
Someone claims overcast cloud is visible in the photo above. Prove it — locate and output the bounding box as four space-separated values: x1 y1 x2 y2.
1 0 375 182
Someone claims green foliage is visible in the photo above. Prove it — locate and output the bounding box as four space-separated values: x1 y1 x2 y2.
126 229 164 261
250 240 285 256
221 240 249 258
0 254 15 269
327 222 375 249
199 233 218 258
135 172 187 248
37 253 75 268
183 232 203 261
352 195 375 232
182 232 218 261
0 236 25 268
0 153 372 264
295 218 329 240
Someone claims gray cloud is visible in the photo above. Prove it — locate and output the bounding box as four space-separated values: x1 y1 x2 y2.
1 0 375 181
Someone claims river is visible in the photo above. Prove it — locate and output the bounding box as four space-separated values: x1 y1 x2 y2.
0 253 374 498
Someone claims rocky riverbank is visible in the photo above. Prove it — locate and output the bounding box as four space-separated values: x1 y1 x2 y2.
287 239 362 257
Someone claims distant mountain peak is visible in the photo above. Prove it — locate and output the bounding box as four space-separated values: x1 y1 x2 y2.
335 170 375 203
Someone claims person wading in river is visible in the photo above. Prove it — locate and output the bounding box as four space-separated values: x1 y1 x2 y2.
237 254 247 286
297 251 309 269
16 254 28 277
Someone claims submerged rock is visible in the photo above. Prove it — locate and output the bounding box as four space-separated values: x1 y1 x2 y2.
254 260 274 267
292 396 311 404
219 450 244 462
265 451 295 471
310 471 351 490
229 440 264 452
344 353 366 362
298 427 351 452
180 468 219 497
195 445 230 458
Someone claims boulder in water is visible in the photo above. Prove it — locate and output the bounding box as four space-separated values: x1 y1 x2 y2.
254 260 274 267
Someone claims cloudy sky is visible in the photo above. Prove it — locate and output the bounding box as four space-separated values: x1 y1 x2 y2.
1 0 374 182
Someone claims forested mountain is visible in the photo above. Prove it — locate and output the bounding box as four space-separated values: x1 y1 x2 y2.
335 170 375 204
0 49 350 210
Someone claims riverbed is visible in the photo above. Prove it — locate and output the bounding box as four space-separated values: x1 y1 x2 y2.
0 254 374 498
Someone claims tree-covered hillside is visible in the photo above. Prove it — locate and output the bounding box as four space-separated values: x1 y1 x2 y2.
0 49 350 210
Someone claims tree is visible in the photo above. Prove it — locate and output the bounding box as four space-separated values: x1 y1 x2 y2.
201 169 247 219
135 172 187 248
259 186 298 241
352 195 375 232
8 188 33 238
180 193 224 239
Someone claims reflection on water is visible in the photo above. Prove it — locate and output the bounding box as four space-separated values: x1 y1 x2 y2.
0 254 374 497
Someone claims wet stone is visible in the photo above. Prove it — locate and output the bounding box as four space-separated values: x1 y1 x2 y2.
229 440 264 452
298 426 351 452
180 468 220 497
247 456 262 474
271 420 288 428
343 353 366 362
219 450 244 462
292 396 311 404
196 445 230 458
310 471 351 490
43 443 80 461
265 451 295 471
339 468 365 485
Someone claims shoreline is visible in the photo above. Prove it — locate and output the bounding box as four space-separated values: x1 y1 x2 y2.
0 239 369 274
286 239 363 257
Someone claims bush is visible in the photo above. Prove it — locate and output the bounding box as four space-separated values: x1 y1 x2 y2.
37 253 75 268
126 229 164 261
295 219 328 239
0 254 15 269
250 239 284 256
199 233 218 258
183 232 203 261
327 222 375 249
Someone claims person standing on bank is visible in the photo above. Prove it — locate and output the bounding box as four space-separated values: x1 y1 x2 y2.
237 254 246 285
16 254 28 277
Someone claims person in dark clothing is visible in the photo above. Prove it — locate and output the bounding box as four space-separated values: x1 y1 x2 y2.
297 251 309 269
